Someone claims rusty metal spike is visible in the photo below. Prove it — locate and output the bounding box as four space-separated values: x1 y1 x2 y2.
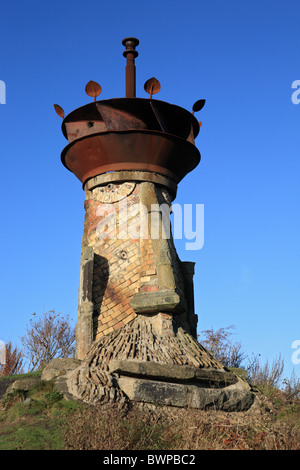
122 37 139 98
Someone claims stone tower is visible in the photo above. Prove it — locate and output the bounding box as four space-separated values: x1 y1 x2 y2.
54 38 254 411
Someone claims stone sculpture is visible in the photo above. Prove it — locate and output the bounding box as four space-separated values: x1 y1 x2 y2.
49 38 254 411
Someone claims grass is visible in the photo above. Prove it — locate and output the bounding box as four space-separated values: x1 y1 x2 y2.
62 393 300 450
0 376 81 450
0 373 299 450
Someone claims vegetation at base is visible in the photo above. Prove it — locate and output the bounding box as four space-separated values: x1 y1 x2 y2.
0 372 299 450
0 377 80 450
199 326 299 399
0 318 299 450
0 311 76 378
20 310 76 372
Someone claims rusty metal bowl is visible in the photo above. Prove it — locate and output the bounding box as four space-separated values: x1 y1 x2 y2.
61 98 201 185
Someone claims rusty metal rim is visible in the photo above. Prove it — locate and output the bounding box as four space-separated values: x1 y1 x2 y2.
61 129 200 186
61 97 200 140
61 127 200 169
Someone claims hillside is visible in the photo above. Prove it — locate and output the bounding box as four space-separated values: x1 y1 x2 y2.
0 372 299 451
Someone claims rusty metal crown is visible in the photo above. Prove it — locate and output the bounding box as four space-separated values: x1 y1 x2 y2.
55 38 205 186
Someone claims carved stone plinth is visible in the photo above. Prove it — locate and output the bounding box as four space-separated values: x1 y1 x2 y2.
52 315 254 411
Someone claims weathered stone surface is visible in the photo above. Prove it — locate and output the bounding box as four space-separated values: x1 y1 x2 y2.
75 315 223 369
54 374 80 401
228 367 249 382
109 360 238 387
0 378 18 400
41 358 82 381
61 364 128 405
77 245 95 359
85 170 178 200
78 179 194 347
54 315 255 411
109 358 253 411
7 377 41 393
130 290 185 314
117 376 255 411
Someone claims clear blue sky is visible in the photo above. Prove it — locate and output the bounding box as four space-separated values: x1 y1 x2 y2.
0 0 299 380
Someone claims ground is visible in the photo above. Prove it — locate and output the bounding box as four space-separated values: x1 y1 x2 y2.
0 372 299 450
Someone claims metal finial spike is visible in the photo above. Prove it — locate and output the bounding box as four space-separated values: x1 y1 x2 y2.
122 37 139 57
122 37 139 98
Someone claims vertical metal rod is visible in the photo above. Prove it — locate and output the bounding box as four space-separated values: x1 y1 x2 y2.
122 37 139 98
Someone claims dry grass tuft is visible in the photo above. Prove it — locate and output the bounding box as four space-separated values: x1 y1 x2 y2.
63 392 300 451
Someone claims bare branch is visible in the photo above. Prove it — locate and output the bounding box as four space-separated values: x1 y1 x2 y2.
0 341 24 377
21 310 76 371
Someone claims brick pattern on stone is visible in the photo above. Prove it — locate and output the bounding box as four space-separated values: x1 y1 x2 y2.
79 182 186 341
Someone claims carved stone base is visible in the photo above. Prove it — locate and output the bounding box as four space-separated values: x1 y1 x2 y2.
116 375 254 412
51 315 255 412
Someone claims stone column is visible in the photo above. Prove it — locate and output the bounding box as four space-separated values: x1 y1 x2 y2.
181 262 197 338
76 170 198 356
76 246 94 359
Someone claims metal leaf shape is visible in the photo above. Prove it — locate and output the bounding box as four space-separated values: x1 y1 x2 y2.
144 77 161 99
192 99 206 114
85 81 102 101
53 104 65 119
